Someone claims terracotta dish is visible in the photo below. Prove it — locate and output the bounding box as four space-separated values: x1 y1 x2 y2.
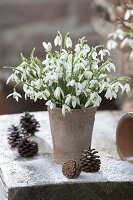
116 113 133 164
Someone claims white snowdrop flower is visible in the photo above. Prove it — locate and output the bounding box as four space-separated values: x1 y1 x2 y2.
90 92 97 100
80 58 87 66
98 49 110 61
84 44 90 52
44 89 50 97
113 82 119 93
54 87 64 100
7 91 22 102
67 80 76 87
46 100 56 109
105 63 115 72
120 38 128 48
116 29 124 40
85 99 91 108
77 82 83 90
54 31 62 46
60 51 68 60
34 92 43 101
42 42 52 52
123 83 130 93
93 95 102 107
62 104 71 115
81 48 89 56
130 51 133 60
23 84 28 92
107 39 118 50
74 44 81 52
105 88 117 100
65 94 71 105
92 51 97 60
71 96 79 108
84 71 93 79
124 9 133 20
99 74 107 79
90 80 98 87
6 74 18 84
76 90 82 96
35 79 43 89
81 80 87 89
65 36 72 48
110 63 116 72
98 82 109 93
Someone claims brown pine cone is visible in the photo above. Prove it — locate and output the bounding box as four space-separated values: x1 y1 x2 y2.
8 125 22 147
62 159 81 179
20 112 40 136
18 138 38 157
80 148 101 173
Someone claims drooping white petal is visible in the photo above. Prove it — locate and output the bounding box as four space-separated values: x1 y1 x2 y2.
66 37 72 48
107 39 118 50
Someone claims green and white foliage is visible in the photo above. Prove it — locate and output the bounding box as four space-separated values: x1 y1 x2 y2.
6 32 130 115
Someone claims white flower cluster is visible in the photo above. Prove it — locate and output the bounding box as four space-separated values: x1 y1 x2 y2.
107 5 133 60
6 32 130 115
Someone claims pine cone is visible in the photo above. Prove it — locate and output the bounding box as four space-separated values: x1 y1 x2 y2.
62 160 81 179
20 112 40 136
8 125 22 147
18 138 38 157
80 148 101 173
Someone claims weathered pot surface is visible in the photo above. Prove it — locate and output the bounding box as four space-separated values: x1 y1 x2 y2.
48 106 97 164
116 112 133 164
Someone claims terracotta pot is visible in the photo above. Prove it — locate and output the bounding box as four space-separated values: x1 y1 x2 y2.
48 106 97 164
116 113 133 163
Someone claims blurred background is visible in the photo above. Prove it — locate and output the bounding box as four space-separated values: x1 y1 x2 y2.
0 0 132 114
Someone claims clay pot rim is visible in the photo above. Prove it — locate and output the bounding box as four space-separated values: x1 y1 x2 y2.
47 106 98 111
116 112 133 163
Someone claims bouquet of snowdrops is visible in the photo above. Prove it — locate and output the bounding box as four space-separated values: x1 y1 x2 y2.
6 31 130 115
107 3 133 59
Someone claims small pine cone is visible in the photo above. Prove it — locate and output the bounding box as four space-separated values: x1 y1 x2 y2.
62 160 81 179
18 138 38 157
80 148 101 173
8 125 22 147
20 112 40 136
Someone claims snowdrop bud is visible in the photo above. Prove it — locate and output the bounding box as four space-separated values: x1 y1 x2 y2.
54 87 64 100
54 31 62 46
42 42 52 52
65 33 72 48
110 63 116 72
107 40 118 50
123 83 130 93
74 44 81 52
92 52 97 60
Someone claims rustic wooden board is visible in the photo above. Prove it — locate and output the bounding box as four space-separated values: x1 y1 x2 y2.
0 111 133 200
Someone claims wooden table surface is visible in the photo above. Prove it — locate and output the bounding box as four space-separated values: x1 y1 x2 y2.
0 111 133 200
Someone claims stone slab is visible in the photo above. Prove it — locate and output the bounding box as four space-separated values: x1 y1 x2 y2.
0 111 133 200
